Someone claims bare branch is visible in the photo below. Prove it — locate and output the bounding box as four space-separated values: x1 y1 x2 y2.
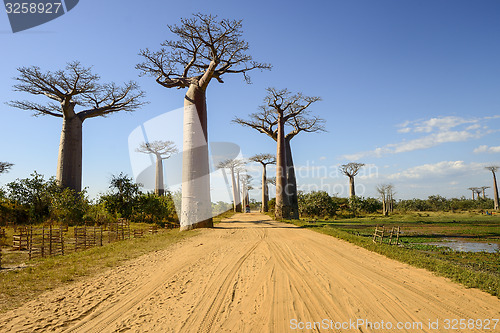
233 87 324 142
9 62 146 120
137 13 271 90
77 81 147 120
6 100 63 117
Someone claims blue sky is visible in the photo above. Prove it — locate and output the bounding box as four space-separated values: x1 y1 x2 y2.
0 0 499 201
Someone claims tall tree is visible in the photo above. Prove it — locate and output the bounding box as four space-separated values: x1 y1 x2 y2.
8 62 145 192
137 13 270 230
376 184 392 216
233 88 323 219
485 166 499 210
467 187 478 200
0 162 13 174
241 173 253 211
136 140 178 196
249 153 276 212
217 158 244 212
340 162 365 198
480 186 490 199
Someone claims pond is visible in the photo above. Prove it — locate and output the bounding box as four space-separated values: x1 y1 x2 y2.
424 239 499 253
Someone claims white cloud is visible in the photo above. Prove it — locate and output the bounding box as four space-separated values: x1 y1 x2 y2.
387 161 484 180
473 145 500 154
341 115 498 160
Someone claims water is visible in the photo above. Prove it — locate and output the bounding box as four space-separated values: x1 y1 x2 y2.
424 239 499 253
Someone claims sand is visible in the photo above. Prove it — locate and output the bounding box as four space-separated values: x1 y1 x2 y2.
0 213 498 332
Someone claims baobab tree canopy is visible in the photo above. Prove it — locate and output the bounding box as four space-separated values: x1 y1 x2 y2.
233 88 324 141
249 153 276 166
136 13 272 91
8 61 146 192
136 140 178 158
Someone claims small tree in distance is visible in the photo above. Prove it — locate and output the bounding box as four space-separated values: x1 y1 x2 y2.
340 162 365 198
249 153 276 212
485 166 499 210
217 158 245 212
136 140 178 196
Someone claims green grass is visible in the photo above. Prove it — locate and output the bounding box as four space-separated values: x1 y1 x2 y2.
282 212 500 298
0 228 199 313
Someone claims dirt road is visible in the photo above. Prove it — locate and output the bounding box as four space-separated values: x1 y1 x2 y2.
0 213 498 332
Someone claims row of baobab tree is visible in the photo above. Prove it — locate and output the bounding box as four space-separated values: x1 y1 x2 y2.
468 166 500 211
4 12 499 231
6 14 270 230
7 13 328 226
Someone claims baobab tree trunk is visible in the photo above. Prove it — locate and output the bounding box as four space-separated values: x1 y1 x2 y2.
275 111 290 219
230 167 241 212
236 171 242 212
285 139 299 219
155 155 165 196
180 84 213 230
261 165 268 212
492 171 499 211
57 115 83 192
349 176 355 198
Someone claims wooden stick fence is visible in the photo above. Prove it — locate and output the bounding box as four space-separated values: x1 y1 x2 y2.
28 224 65 260
2 220 162 262
13 226 28 250
373 226 401 245
373 226 385 244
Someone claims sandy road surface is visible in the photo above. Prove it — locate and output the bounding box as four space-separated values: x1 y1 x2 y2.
0 213 498 332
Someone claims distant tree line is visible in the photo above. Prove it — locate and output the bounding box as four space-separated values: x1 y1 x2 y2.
266 191 496 219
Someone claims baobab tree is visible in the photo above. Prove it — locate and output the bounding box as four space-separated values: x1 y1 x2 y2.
340 162 365 198
480 186 490 199
233 88 323 219
217 158 244 212
474 188 483 200
136 140 178 196
467 187 479 200
485 166 499 210
376 184 393 216
0 162 13 174
249 153 276 212
8 62 145 192
241 173 253 211
137 14 270 230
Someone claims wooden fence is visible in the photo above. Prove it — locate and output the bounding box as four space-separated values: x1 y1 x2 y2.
373 226 401 245
4 220 163 262
13 226 28 250
28 225 65 259
73 225 104 251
